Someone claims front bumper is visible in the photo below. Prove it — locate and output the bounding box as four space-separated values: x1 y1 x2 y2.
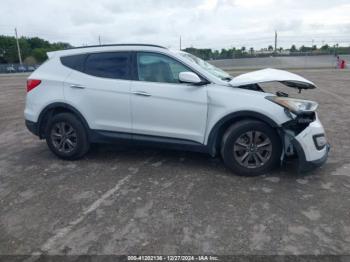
289 114 330 172
292 139 330 172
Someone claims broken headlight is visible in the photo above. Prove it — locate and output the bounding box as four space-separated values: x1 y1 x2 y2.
265 96 318 115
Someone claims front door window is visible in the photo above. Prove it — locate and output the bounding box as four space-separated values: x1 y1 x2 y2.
137 52 192 84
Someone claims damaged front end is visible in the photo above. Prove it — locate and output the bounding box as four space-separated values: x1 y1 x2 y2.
230 68 330 172
265 96 330 172
280 110 329 172
264 95 330 171
264 90 329 172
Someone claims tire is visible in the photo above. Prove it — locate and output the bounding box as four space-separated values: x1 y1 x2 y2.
45 113 90 160
220 119 282 176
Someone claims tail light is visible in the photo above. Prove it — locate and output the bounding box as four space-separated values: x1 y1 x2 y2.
27 79 41 92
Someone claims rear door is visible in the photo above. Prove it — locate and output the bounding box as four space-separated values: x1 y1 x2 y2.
130 51 208 143
63 52 132 133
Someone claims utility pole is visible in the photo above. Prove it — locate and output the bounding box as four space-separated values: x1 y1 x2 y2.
179 36 182 50
14 28 22 65
98 35 101 45
274 30 277 56
335 43 339 56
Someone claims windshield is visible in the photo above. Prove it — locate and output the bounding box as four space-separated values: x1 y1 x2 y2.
178 52 232 80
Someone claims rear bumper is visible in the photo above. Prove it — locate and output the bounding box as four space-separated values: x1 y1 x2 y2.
25 120 39 136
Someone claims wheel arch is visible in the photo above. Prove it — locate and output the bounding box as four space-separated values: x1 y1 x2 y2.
37 102 90 139
207 110 280 156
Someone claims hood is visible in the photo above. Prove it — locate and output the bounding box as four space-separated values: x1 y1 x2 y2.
229 68 316 90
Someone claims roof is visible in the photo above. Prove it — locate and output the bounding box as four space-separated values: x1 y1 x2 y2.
66 43 166 50
47 44 167 58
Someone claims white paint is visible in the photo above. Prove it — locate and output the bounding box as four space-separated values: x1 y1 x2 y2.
25 45 328 173
295 115 328 162
230 68 316 88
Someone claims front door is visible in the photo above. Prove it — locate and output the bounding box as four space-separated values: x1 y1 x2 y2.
130 52 208 143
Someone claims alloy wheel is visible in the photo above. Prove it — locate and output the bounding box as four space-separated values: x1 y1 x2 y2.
50 122 77 154
233 130 272 169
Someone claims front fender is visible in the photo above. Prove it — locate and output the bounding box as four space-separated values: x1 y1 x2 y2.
205 110 283 156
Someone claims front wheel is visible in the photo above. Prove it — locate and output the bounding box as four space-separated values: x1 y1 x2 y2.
45 113 90 160
221 120 282 176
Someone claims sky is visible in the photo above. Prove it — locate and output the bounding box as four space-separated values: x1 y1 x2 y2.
1 0 350 50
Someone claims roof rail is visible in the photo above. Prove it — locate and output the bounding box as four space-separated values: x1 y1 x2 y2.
65 43 167 50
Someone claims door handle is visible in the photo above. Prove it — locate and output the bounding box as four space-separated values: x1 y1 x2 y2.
132 91 151 97
70 84 86 89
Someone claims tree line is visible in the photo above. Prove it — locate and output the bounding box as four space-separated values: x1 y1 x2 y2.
183 44 350 60
1 34 350 64
0 35 71 64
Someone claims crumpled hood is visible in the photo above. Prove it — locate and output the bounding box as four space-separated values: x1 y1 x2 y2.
229 68 316 90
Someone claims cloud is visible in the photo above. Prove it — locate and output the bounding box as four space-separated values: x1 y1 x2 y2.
233 0 275 8
273 19 303 32
0 0 349 49
198 0 219 11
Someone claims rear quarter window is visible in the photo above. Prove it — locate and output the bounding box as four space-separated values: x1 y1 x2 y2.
60 54 87 72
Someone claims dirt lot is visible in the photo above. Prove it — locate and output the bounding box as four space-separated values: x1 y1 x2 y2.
0 70 350 256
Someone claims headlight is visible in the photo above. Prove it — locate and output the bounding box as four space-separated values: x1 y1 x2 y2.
265 96 318 115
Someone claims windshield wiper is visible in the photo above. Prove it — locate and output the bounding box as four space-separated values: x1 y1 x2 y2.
221 77 233 81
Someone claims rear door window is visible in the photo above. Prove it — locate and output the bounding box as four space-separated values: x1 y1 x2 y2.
84 52 131 80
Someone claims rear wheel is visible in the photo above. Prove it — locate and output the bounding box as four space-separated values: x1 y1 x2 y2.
45 113 89 160
221 120 282 176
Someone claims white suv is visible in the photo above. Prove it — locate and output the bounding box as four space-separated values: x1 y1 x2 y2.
24 44 329 175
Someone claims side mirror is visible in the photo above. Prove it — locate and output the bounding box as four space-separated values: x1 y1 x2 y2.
179 72 202 84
